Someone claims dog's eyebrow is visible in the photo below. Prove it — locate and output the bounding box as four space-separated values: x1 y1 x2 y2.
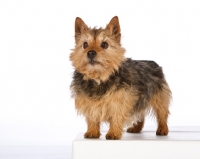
79 33 92 42
98 32 108 42
103 37 108 42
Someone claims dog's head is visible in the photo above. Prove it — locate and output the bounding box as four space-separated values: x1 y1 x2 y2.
70 16 125 83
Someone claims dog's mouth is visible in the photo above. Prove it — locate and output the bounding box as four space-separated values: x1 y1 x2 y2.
88 59 100 65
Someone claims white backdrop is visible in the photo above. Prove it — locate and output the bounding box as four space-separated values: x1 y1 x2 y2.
0 0 200 146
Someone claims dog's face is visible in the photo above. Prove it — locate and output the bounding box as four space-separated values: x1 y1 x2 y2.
70 16 125 83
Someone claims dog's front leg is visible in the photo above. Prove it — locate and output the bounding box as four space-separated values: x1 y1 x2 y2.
106 118 123 140
84 118 101 138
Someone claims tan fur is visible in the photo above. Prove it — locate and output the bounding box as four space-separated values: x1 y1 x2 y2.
150 83 171 135
127 118 145 133
75 87 138 139
84 119 101 138
126 83 171 135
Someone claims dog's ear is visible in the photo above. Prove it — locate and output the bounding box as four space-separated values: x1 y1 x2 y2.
75 17 88 36
106 16 121 42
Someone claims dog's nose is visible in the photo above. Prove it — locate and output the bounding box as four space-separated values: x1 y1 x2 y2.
87 50 96 59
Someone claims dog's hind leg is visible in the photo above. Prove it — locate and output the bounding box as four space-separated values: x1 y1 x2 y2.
127 118 145 133
150 84 171 135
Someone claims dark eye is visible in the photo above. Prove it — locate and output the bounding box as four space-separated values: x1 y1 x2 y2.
101 42 108 49
83 42 88 49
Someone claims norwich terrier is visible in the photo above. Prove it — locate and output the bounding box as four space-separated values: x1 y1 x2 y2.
70 16 171 140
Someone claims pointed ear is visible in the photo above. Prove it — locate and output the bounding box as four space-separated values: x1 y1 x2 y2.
75 17 88 36
106 16 121 42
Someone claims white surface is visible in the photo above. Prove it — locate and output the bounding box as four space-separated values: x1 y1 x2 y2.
0 0 200 147
73 127 200 159
0 146 72 159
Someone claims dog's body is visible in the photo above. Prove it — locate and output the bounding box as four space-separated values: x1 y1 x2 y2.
70 16 171 140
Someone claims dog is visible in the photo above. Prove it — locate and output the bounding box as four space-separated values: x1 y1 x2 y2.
70 16 171 140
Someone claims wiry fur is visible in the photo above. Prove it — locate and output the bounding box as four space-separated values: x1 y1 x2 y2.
70 16 172 140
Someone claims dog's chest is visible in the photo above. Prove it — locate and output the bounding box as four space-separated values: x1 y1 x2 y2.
72 71 126 99
74 85 135 122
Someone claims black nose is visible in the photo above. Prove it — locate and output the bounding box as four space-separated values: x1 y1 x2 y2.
87 50 96 59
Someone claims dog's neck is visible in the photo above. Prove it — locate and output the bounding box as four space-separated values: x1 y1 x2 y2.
83 69 116 85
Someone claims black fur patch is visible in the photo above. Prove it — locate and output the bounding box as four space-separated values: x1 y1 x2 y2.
71 58 166 111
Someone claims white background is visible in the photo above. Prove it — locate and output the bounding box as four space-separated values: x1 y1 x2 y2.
0 0 200 147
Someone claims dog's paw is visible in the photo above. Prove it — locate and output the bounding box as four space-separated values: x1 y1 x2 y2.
84 131 101 138
127 127 135 133
127 126 141 133
127 120 144 133
105 132 122 140
156 126 168 136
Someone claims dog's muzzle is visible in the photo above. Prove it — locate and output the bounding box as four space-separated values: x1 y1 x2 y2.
87 50 97 64
87 50 96 59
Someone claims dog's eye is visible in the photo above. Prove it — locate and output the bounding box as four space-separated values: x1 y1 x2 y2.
101 42 108 49
83 42 88 49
